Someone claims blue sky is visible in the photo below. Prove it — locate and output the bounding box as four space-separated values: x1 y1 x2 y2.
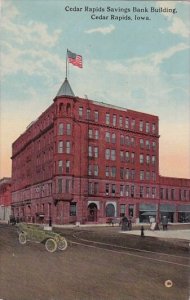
1 0 190 178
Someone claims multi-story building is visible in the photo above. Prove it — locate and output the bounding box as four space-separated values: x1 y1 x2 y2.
11 78 190 224
0 177 12 222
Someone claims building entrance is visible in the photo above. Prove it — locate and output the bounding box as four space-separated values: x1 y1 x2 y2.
87 203 97 222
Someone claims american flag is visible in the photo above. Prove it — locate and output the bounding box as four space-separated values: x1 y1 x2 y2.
67 50 83 68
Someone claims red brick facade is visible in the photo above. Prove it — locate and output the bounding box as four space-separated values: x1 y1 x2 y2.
11 80 190 224
0 177 12 222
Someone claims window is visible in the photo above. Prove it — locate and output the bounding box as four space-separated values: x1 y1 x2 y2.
119 116 123 127
146 140 150 150
87 109 91 120
70 203 76 216
94 165 99 176
66 123 71 135
166 188 169 200
105 166 109 177
106 113 110 125
140 154 144 164
58 141 63 153
126 169 130 180
152 123 156 134
105 149 110 160
111 149 116 161
146 187 150 198
140 139 144 149
131 185 135 197
94 147 98 158
105 132 110 142
131 137 135 147
66 179 71 193
120 204 126 216
94 183 98 194
111 133 116 143
152 141 156 151
120 151 124 162
58 123 64 135
79 107 83 118
140 186 144 198
146 171 150 181
66 161 70 174
152 156 156 165
160 188 164 199
140 171 144 180
152 172 156 181
94 111 99 122
139 121 143 131
88 165 92 176
131 169 135 180
131 119 135 130
120 168 124 179
146 155 150 165
113 115 117 126
171 189 175 200
125 118 129 129
146 122 150 133
111 166 116 177
105 184 109 195
152 187 156 198
58 160 63 174
88 182 94 195
95 130 99 140
66 141 71 154
111 184 116 196
88 146 93 157
131 152 135 164
58 178 62 193
126 151 130 162
120 135 124 145
126 136 130 146
88 129 93 139
125 185 129 197
120 185 124 196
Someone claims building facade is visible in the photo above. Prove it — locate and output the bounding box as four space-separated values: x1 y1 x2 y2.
0 177 12 222
11 79 190 224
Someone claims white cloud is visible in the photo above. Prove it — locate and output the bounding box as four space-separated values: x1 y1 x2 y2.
85 24 115 35
168 17 190 38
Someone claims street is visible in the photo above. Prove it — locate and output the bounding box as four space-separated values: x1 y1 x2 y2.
0 224 189 300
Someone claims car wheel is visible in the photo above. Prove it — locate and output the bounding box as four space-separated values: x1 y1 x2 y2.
45 238 57 253
57 238 68 251
19 233 27 244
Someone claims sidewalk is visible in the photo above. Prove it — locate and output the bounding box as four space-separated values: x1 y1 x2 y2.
121 229 190 241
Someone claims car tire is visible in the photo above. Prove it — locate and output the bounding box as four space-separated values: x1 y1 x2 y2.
19 232 27 244
45 238 57 253
57 238 68 251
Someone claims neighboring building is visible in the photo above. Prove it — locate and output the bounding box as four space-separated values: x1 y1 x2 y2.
11 78 190 224
0 177 12 222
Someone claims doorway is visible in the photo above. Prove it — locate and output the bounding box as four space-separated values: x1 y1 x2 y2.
87 203 97 222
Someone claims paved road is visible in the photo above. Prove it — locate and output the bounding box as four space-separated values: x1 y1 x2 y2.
0 225 189 300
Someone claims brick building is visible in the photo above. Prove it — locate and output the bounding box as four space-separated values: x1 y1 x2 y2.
0 177 12 222
11 78 190 224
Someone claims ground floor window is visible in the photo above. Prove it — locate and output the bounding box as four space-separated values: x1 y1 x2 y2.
178 212 190 223
106 203 115 217
70 202 77 216
120 204 126 217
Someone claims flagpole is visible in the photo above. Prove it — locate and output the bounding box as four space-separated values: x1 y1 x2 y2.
66 49 68 78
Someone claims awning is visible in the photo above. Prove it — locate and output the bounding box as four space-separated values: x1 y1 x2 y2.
160 204 176 212
178 205 190 212
141 211 156 216
139 204 157 211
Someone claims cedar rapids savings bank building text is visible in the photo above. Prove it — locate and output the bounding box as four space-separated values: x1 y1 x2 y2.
65 6 177 21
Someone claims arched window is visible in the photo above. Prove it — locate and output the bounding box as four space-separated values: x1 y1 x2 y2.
106 203 115 217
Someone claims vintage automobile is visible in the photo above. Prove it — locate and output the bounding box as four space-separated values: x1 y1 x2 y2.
17 223 68 253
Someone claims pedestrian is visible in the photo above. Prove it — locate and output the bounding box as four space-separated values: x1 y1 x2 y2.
162 216 168 230
121 215 129 231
